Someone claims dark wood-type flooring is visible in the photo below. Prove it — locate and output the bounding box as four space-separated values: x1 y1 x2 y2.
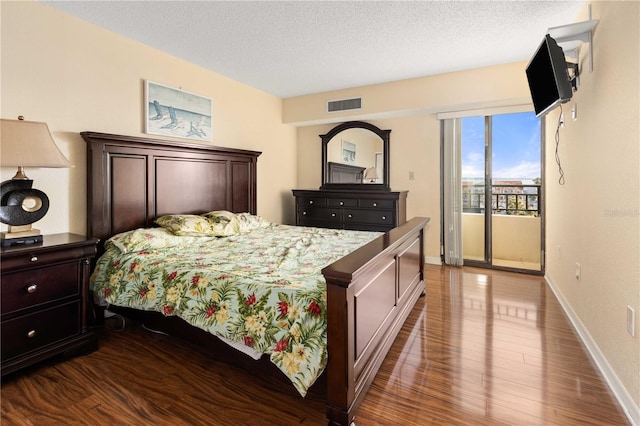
1 265 630 425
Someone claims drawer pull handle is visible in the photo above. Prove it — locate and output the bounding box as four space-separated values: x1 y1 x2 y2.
27 284 38 294
348 214 353 218
30 256 38 262
373 202 378 207
339 201 344 206
331 213 336 217
382 216 387 220
302 211 307 216
27 330 37 338
309 200 313 205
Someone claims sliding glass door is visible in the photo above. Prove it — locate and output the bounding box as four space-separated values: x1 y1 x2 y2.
457 111 543 273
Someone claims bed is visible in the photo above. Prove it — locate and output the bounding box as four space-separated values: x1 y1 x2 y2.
83 131 429 426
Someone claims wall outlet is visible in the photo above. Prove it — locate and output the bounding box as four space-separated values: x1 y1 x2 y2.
627 306 636 337
575 262 581 280
409 171 415 180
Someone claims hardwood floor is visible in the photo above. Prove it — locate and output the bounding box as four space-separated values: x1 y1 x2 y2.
1 265 629 425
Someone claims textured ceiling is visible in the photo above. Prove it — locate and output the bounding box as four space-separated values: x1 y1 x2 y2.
40 0 584 98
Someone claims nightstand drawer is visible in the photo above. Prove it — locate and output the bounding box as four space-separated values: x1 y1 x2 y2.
1 301 80 361
0 246 93 272
1 262 80 315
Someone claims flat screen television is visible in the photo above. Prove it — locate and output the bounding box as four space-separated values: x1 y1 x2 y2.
526 34 573 117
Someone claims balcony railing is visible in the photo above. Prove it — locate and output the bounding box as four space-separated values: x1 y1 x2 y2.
463 184 540 216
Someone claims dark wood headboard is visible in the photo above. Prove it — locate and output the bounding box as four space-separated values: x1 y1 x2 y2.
83 132 261 245
327 161 365 183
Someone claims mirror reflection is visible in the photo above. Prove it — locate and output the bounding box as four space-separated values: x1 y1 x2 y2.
321 121 390 191
326 128 384 184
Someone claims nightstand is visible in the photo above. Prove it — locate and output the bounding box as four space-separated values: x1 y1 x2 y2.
1 233 99 376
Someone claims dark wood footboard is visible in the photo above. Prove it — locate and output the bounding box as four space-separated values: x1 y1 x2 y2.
323 217 429 426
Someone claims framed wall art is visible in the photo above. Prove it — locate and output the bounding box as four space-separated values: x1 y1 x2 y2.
342 140 356 162
145 80 212 141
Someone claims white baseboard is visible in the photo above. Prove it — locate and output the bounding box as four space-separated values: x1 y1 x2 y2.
425 256 442 265
545 275 640 425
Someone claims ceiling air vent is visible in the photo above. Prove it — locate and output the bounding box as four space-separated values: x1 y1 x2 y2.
327 97 362 113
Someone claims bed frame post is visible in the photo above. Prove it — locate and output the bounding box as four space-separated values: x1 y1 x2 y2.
325 283 356 425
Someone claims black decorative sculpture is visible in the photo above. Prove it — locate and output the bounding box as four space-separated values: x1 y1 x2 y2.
0 179 49 226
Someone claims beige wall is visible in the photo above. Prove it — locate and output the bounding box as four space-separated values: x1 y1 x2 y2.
296 114 440 261
1 1 297 234
287 1 639 418
288 62 534 264
284 61 532 126
326 128 382 171
463 213 541 264
544 1 640 415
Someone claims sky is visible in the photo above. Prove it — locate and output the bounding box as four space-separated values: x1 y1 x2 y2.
462 112 541 180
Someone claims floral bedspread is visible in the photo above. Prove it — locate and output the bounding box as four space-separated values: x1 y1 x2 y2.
90 222 381 396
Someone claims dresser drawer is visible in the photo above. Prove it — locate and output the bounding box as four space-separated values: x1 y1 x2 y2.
1 262 80 315
327 198 358 207
344 209 394 226
297 218 342 230
299 206 341 221
1 301 80 361
359 199 395 209
293 190 407 232
297 197 327 207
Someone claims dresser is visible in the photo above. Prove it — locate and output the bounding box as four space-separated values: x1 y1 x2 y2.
1 233 99 376
292 189 408 232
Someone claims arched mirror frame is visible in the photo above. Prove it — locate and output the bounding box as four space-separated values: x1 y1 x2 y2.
320 121 391 191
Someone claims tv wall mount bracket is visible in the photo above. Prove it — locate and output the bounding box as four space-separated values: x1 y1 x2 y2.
548 11 598 74
566 61 579 91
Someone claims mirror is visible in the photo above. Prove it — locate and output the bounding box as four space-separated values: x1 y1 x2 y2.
320 121 390 191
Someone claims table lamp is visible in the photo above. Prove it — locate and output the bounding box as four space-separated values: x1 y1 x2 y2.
0 116 72 247
364 167 378 183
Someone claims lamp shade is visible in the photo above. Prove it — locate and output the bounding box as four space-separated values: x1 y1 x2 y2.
364 167 379 181
1 118 72 168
